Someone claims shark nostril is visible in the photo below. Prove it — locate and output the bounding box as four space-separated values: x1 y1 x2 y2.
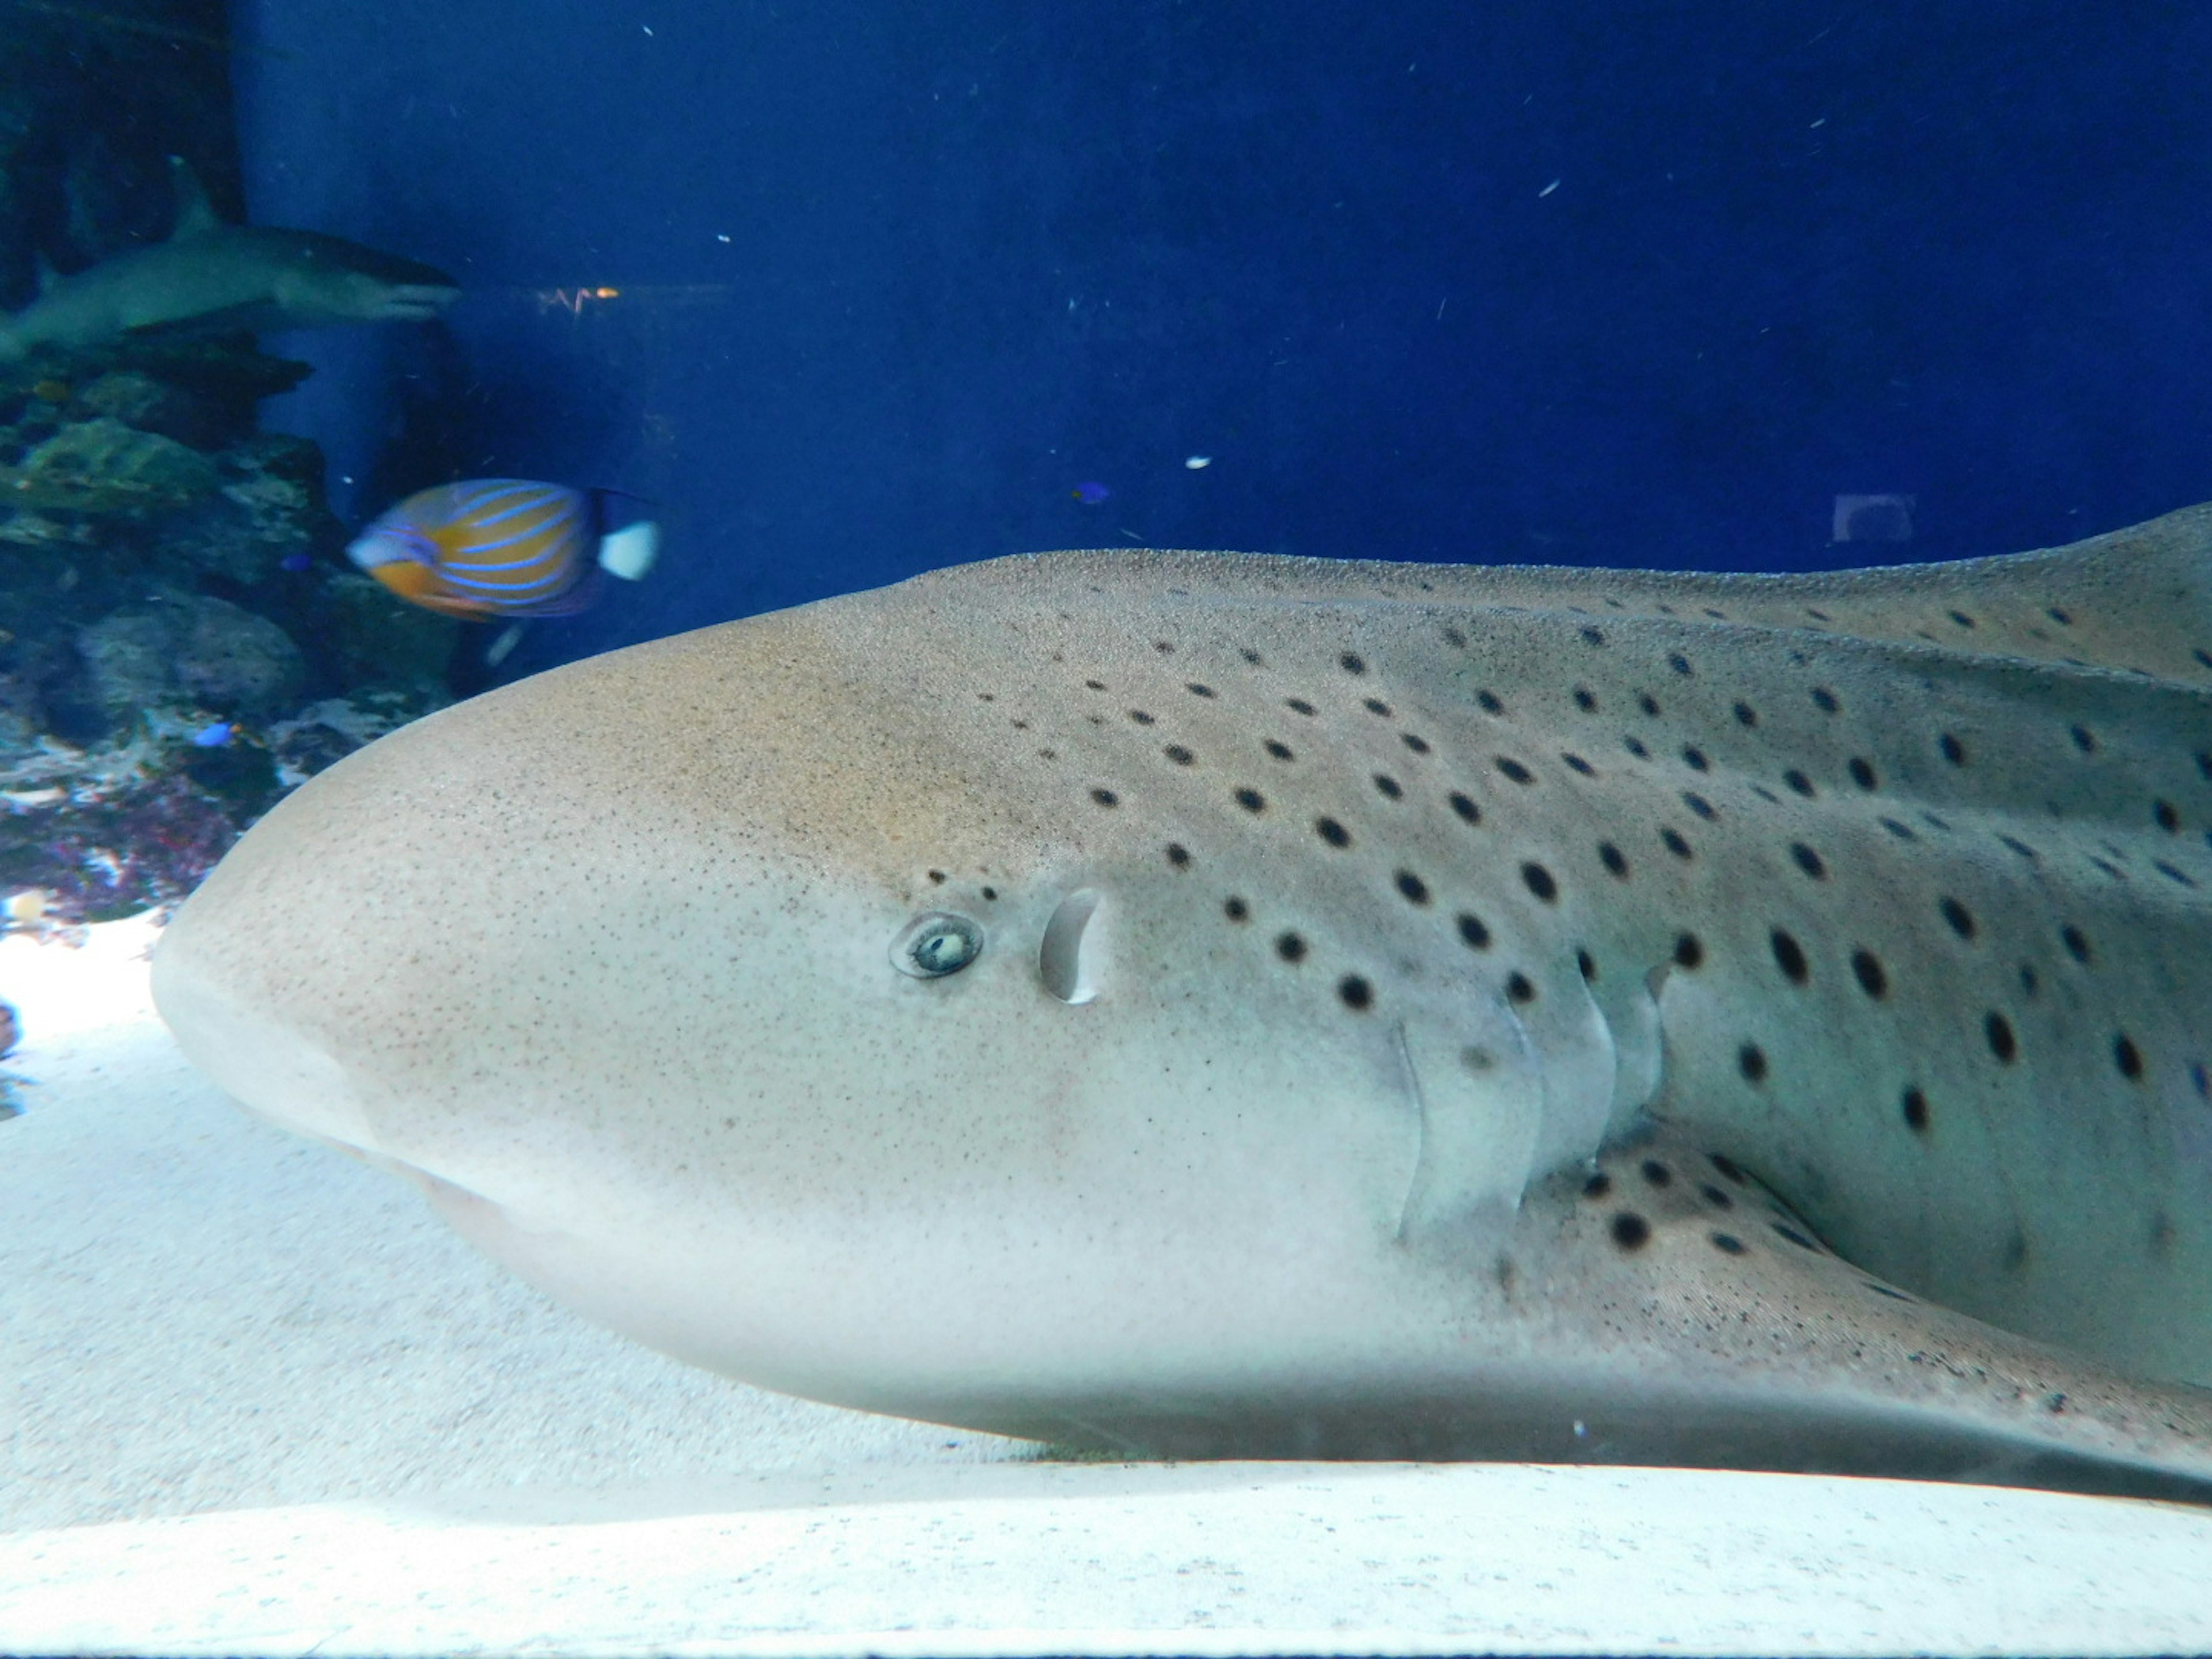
1039 888 1104 1005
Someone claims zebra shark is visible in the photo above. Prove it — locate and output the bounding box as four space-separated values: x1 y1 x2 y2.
151 503 2212 1497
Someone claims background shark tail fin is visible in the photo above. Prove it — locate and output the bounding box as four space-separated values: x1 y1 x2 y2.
597 520 660 582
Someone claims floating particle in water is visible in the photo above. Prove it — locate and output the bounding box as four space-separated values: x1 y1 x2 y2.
1071 481 1112 505
1185 455 1211 469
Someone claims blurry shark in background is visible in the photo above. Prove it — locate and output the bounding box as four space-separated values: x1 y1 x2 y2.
153 503 2212 1499
0 155 457 360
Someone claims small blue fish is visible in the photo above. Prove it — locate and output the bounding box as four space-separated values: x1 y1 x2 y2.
189 722 234 748
348 480 660 620
1071 481 1111 505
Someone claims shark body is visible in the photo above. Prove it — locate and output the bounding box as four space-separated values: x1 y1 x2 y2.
0 158 457 361
153 505 2212 1496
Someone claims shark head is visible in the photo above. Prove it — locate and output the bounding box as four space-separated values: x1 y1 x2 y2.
153 516 2212 1491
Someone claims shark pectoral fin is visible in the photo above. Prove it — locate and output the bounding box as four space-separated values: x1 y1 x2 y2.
124 300 279 339
1532 1127 2212 1496
1393 998 1543 1240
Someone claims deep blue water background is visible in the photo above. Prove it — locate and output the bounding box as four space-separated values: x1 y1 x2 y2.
234 1 2212 679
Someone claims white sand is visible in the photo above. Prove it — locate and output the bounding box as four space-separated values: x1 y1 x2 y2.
6 916 2211 1657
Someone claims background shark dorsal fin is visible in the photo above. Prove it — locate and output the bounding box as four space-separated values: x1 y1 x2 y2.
165 155 222 239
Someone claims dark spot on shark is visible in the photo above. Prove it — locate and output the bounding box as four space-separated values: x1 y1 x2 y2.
2115 1033 2145 1080
1611 1213 1652 1249
1562 752 1595 776
1770 930 1808 983
1521 862 1558 903
1733 701 1758 727
1789 843 1827 879
1165 843 1191 869
1940 897 1976 940
1090 788 1119 807
1673 932 1705 969
1338 975 1373 1010
1771 1223 1819 1251
2071 724 2097 754
1902 1087 1931 1133
1339 653 1366 675
1505 971 1536 1003
1449 791 1482 825
1783 770 1816 798
1164 745 1195 766
1402 733 1431 755
1710 1153 1748 1183
1851 949 1888 998
1811 687 1840 713
1457 912 1491 950
1639 1159 1672 1188
1223 897 1249 922
1128 710 1155 725
1275 931 1307 963
1584 1172 1612 1198
2155 799 2181 832
1234 787 1266 813
1363 698 1391 717
1985 1012 2018 1063
1738 1043 1768 1083
1497 757 1535 785
1848 757 1877 790
1940 732 1967 766
1373 774 1403 800
1682 745 1710 772
1395 870 1430 906
1710 1232 1747 1255
1700 1183 1734 1209
1660 828 1692 859
2061 925 2091 963
1316 817 1351 849
1598 842 1628 878
1263 740 1294 761
1286 698 1317 716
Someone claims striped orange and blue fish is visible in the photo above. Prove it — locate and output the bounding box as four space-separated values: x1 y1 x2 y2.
346 479 660 620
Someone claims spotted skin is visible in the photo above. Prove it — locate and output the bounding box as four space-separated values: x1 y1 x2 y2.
152 502 2212 1497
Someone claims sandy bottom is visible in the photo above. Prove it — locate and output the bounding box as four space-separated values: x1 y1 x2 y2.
5 917 2211 1657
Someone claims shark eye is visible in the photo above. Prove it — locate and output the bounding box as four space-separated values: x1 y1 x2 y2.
891 911 984 978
